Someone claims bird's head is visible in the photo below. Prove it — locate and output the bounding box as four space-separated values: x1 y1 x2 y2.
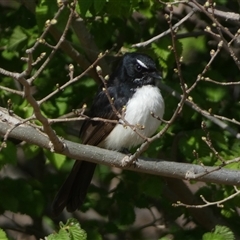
120 53 161 86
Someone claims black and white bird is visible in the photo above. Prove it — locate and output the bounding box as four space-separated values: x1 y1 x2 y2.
52 52 165 216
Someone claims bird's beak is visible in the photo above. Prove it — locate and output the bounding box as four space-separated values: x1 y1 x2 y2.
148 71 162 80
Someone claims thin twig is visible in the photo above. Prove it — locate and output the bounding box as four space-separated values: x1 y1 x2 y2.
27 3 75 84
38 51 107 105
187 41 223 93
159 82 240 138
0 85 23 96
132 9 196 48
0 116 35 152
173 186 240 208
203 77 240 86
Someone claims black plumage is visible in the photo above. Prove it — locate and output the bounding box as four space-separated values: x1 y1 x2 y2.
52 53 163 215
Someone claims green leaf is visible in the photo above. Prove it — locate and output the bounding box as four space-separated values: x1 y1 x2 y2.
0 178 44 216
106 0 131 17
65 218 86 240
85 229 102 240
46 218 87 240
56 100 68 115
139 175 162 198
35 0 54 30
0 141 17 168
220 208 234 219
78 0 93 16
46 228 69 240
105 222 118 234
178 129 211 162
205 86 226 102
119 203 136 225
94 0 106 13
7 26 28 51
68 224 87 240
179 35 206 64
152 38 182 76
203 233 225 240
23 144 41 161
1 49 17 60
203 225 234 240
153 41 171 70
0 228 8 240
44 150 67 170
214 226 234 240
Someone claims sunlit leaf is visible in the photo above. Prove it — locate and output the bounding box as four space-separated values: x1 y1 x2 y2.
0 229 8 240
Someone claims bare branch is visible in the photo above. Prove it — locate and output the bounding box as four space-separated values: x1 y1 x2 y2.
0 85 23 97
28 3 75 84
1 110 240 187
38 51 108 105
173 186 240 208
132 9 196 48
187 1 240 22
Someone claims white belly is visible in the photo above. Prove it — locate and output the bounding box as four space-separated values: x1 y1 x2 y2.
100 85 165 150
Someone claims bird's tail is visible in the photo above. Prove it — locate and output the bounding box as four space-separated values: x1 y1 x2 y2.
52 160 96 216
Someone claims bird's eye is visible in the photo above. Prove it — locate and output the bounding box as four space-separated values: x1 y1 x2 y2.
135 64 142 72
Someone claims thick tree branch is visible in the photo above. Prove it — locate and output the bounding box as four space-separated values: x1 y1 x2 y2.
187 1 240 23
1 108 240 187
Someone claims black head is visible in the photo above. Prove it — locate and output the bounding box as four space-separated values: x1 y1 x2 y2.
112 53 161 87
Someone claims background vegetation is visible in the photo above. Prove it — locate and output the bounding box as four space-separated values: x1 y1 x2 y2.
0 0 240 239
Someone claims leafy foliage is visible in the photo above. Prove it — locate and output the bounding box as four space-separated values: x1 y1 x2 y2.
46 218 87 240
203 225 235 240
0 228 8 240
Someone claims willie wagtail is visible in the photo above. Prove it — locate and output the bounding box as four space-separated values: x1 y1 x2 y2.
52 52 165 216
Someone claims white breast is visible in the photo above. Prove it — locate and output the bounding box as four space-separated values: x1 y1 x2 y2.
100 85 165 150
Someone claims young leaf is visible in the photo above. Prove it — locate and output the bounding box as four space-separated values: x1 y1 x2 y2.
0 228 8 240
203 225 234 240
46 218 87 240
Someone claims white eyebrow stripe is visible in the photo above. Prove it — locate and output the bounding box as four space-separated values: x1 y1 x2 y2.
136 59 148 69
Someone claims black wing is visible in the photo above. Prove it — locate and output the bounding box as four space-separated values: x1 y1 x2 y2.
52 85 124 215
